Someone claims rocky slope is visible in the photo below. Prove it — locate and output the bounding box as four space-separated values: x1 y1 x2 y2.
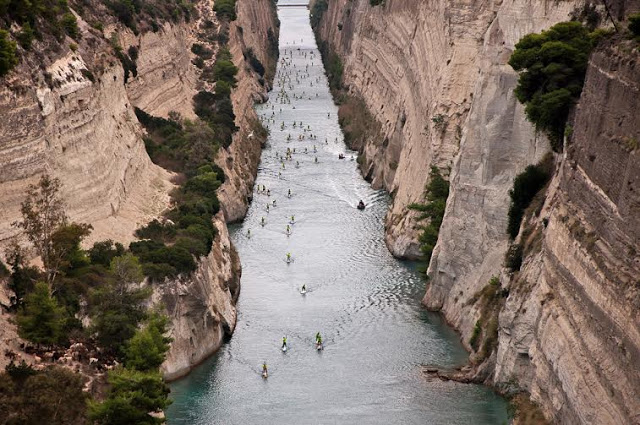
0 0 278 380
315 0 639 423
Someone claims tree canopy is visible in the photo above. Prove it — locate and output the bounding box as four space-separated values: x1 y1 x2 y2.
509 21 598 150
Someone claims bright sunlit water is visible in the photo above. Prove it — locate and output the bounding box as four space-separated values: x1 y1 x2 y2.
165 5 508 424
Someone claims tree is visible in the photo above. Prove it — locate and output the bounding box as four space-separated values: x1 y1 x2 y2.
89 240 126 267
12 175 68 285
124 312 172 371
0 365 88 425
88 368 171 425
0 29 18 77
48 222 93 285
110 253 144 288
90 254 150 356
509 22 598 150
5 242 40 309
507 162 551 239
17 282 66 346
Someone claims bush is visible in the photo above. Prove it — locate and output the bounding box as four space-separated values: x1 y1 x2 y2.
507 161 551 239
213 59 238 87
89 240 126 267
134 219 177 242
17 22 35 49
469 320 482 350
191 43 213 59
0 30 18 77
61 12 80 39
509 22 599 150
213 0 236 21
409 167 450 271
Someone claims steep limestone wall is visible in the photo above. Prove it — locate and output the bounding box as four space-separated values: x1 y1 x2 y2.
0 20 174 248
157 214 240 381
494 40 640 425
315 0 640 423
121 22 199 120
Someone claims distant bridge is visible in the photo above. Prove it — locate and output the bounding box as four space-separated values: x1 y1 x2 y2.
277 3 310 8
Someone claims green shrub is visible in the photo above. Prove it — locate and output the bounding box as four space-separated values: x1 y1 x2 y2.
61 12 80 39
213 0 236 21
370 0 384 5
507 161 551 239
134 219 177 242
469 320 482 350
509 22 599 150
17 22 35 49
213 59 239 86
0 30 18 77
89 240 126 267
409 167 450 271
191 43 213 59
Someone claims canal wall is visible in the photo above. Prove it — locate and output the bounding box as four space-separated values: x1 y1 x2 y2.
313 0 640 423
0 0 279 379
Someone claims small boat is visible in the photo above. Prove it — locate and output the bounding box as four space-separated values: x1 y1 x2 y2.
262 370 268 379
300 288 307 295
316 342 323 351
338 154 345 159
357 200 366 210
282 345 287 352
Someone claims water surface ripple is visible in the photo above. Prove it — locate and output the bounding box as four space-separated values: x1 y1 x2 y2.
166 6 507 424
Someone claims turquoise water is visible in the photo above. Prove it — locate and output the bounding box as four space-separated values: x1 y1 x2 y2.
165 6 508 424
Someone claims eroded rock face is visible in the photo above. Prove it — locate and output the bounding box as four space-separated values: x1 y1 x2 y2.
121 22 199 120
0 47 173 248
156 214 240 381
495 40 640 425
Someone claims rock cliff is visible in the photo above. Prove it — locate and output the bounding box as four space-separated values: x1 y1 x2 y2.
0 0 278 380
493 39 640 424
315 0 639 423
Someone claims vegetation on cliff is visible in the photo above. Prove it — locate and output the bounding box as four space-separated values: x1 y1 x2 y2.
506 155 553 240
0 363 88 424
3 175 172 423
509 22 605 150
409 167 450 273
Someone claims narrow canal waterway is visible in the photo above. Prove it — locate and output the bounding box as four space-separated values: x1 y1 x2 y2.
166 5 508 424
